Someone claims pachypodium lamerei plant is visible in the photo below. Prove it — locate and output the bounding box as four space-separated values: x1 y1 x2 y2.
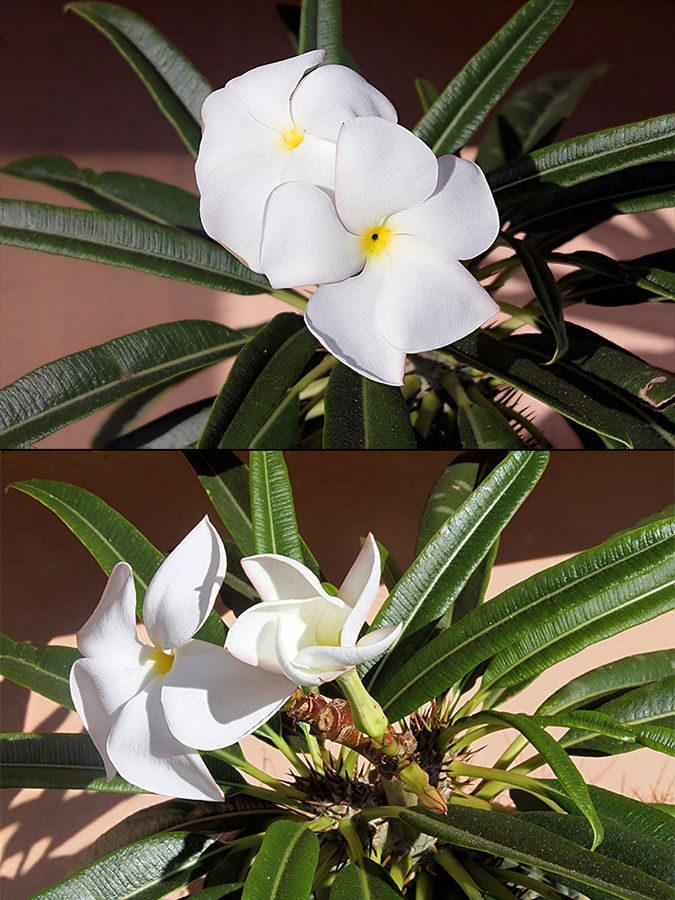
0 0 673 448
2 450 674 899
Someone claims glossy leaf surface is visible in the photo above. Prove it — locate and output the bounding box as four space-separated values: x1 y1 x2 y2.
0 636 80 711
298 0 344 65
241 820 319 900
250 451 304 564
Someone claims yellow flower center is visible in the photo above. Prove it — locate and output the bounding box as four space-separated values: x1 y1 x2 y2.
281 127 305 151
149 647 175 676
362 226 393 256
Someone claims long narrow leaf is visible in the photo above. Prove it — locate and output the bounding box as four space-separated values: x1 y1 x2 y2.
414 0 573 154
0 636 80 711
551 249 675 301
330 859 405 899
0 200 271 294
298 0 343 66
104 397 215 449
250 452 303 564
1 155 204 232
323 364 417 449
378 518 674 720
241 820 318 900
66 1 212 156
0 320 247 448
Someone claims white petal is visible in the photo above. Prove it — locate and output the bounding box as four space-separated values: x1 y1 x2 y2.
77 563 147 666
291 64 397 142
240 554 327 604
304 257 407 385
294 622 403 681
387 155 499 260
162 640 296 750
261 182 362 289
375 234 499 352
196 87 281 192
69 658 153 780
107 678 223 801
227 50 325 134
280 133 337 191
335 118 438 234
143 517 226 652
339 535 381 647
199 152 287 272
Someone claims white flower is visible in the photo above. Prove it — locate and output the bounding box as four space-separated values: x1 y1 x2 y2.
69 516 294 800
196 50 397 273
261 116 501 385
226 534 402 685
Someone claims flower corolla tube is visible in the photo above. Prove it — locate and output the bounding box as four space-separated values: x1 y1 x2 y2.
69 517 294 800
261 116 501 385
226 533 402 686
196 50 397 272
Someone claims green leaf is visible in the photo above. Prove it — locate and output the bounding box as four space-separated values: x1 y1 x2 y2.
414 0 573 154
0 732 243 794
476 64 606 172
538 649 675 716
7 479 226 644
1 155 203 232
330 859 404 899
445 324 675 448
31 830 230 899
561 676 675 756
415 456 489 555
183 451 255 556
0 200 271 294
481 520 675 692
506 235 568 362
489 115 675 217
241 820 319 900
66 2 211 156
415 78 439 114
250 452 303 564
365 452 547 689
323 364 417 449
400 805 671 900
457 399 529 448
104 397 214 449
0 320 246 448
552 249 675 302
509 161 675 236
0 636 80 710
479 709 604 848
197 315 319 449
378 517 674 721
298 0 343 66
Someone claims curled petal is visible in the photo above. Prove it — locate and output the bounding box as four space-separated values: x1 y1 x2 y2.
293 622 403 682
291 64 397 142
387 156 499 261
339 534 382 647
226 49 325 134
199 152 287 272
240 554 328 604
162 640 296 750
77 562 147 666
261 182 362 289
304 257 407 385
69 658 153 780
375 235 499 353
143 516 226 652
335 117 438 234
107 678 223 801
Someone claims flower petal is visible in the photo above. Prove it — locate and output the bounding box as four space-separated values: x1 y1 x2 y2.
291 63 397 142
261 181 362 289
335 117 438 234
162 640 296 750
387 155 499 260
143 516 226 652
227 50 325 134
279 133 337 191
76 562 147 665
375 234 500 352
69 657 153 780
293 622 403 681
199 152 287 272
240 554 327 604
304 256 407 385
107 677 224 801
339 534 382 647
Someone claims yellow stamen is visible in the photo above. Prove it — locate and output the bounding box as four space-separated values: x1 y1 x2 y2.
150 647 174 676
281 127 305 151
362 226 393 256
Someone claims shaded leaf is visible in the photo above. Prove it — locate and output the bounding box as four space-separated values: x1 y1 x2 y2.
0 636 80 711
330 859 404 899
241 820 318 900
104 397 215 449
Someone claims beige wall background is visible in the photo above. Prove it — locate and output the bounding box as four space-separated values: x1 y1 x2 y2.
1 1 674 447
1 450 674 896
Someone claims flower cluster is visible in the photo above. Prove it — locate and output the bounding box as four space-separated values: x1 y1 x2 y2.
70 518 401 800
197 51 500 385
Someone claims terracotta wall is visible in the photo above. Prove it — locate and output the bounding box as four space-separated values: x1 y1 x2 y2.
1 450 673 896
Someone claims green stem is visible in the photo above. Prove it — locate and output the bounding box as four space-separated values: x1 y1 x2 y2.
494 298 543 328
450 761 565 810
491 732 530 772
206 748 305 800
269 288 308 310
411 391 443 438
298 721 325 775
415 868 435 900
256 723 311 777
435 848 484 900
293 353 337 395
338 818 365 864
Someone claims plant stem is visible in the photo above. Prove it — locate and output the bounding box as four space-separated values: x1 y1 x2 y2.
298 721 326 775
256 722 311 776
449 760 565 810
338 818 365 864
269 288 308 310
207 748 305 800
435 848 484 900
